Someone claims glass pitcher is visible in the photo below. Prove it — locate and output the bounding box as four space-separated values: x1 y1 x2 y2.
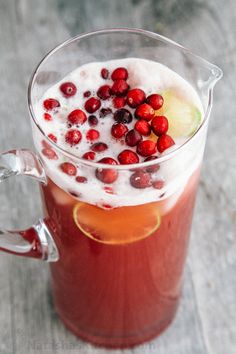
0 29 222 348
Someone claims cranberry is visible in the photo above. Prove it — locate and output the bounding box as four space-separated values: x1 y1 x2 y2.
135 103 155 121
146 94 164 110
127 89 146 108
152 179 165 189
144 156 160 173
43 98 60 111
67 109 87 125
83 90 91 98
91 142 108 152
97 85 111 100
137 140 157 157
65 129 82 145
111 123 128 139
60 82 77 97
84 97 101 113
43 113 52 121
134 120 151 136
130 171 152 189
118 150 139 164
156 134 175 153
113 97 126 109
98 157 118 165
100 108 112 117
101 68 109 79
82 151 96 160
42 148 58 160
151 116 168 136
111 67 128 80
47 133 57 143
88 115 98 126
76 176 88 183
86 129 100 141
113 108 132 124
125 129 142 147
60 162 77 176
111 79 129 96
96 157 118 184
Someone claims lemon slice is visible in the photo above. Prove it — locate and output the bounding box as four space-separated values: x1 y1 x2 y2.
73 202 161 244
157 89 202 138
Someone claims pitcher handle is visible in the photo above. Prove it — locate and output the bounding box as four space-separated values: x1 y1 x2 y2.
0 149 59 262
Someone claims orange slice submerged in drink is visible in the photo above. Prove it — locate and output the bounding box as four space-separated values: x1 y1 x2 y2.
73 202 161 244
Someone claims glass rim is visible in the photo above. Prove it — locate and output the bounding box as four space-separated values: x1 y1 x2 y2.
28 27 223 170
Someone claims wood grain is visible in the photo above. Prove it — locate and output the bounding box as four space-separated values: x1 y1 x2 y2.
0 0 235 353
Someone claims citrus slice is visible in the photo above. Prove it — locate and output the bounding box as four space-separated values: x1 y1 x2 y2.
73 202 161 244
156 89 202 138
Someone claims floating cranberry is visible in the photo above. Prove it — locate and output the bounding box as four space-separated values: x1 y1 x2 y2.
97 85 111 100
48 133 57 143
111 67 128 81
151 115 168 136
84 97 101 113
134 120 151 136
152 179 165 189
42 148 58 160
96 157 118 184
135 103 155 121
113 108 132 124
156 134 175 153
43 113 52 121
88 115 98 126
43 98 60 111
125 129 142 147
67 109 87 125
127 89 146 108
144 156 160 173
111 79 129 96
113 97 126 109
91 142 108 152
101 68 109 79
111 123 128 139
98 157 118 165
82 151 96 160
83 90 91 98
86 129 100 141
118 150 139 164
65 129 82 145
130 171 152 189
100 108 112 117
137 140 157 157
60 82 77 97
76 176 88 183
60 162 77 176
146 94 164 110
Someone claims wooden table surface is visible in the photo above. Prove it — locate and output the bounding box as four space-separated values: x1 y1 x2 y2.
0 0 235 353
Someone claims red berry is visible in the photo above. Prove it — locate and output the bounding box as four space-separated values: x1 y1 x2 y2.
111 79 129 96
118 150 139 164
111 67 128 81
130 171 152 189
127 89 146 108
43 98 60 111
98 157 118 165
83 90 91 98
134 120 151 136
76 176 88 183
156 134 175 153
135 103 155 121
43 113 52 121
84 97 101 113
96 157 118 184
144 156 160 173
48 133 57 143
151 116 168 136
125 129 142 147
41 148 58 160
101 68 109 79
152 179 165 189
60 162 77 176
82 151 96 160
137 140 157 157
86 129 100 141
60 82 77 97
67 109 87 125
111 123 128 139
113 108 132 124
112 97 126 109
146 94 164 110
91 142 108 152
65 129 82 145
99 108 112 117
97 85 111 100
88 115 98 126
